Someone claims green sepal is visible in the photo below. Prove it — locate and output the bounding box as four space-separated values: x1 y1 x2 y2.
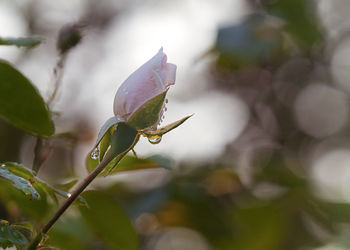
142 114 192 137
102 154 173 176
110 123 138 156
127 91 167 130
93 116 122 150
87 123 139 175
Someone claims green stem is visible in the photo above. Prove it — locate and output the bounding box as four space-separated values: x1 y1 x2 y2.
27 150 115 250
32 138 43 175
27 123 138 249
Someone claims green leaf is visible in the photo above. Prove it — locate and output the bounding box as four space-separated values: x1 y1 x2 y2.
79 191 139 250
0 220 28 248
106 154 173 175
0 162 85 207
11 221 35 240
0 165 40 199
0 60 54 136
215 13 284 68
316 201 350 222
47 214 93 250
0 36 41 48
264 0 322 51
229 203 287 250
127 91 167 130
55 179 78 192
142 115 192 137
1 162 60 204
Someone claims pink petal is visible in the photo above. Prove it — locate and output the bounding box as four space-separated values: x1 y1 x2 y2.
113 48 176 122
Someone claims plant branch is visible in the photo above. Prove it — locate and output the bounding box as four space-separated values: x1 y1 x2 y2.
32 138 43 175
27 149 115 249
47 54 67 108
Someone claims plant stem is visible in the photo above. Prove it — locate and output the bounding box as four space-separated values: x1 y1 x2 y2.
32 138 43 175
27 150 114 250
27 123 139 249
47 54 67 108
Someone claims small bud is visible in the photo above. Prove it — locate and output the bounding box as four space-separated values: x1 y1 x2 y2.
57 23 84 54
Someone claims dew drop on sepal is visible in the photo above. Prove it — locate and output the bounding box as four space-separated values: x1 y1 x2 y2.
91 147 100 159
148 135 162 144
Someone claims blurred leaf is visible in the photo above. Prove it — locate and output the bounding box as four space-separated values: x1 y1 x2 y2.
127 91 167 130
54 179 78 192
0 165 40 199
0 220 28 248
147 155 173 170
47 214 93 250
263 0 322 51
79 191 139 250
106 154 172 175
0 162 88 214
142 115 192 137
12 221 35 241
316 201 350 222
1 162 58 204
53 188 87 207
215 13 284 68
259 154 305 187
37 246 61 250
0 60 54 137
0 181 52 221
229 203 287 250
0 36 41 48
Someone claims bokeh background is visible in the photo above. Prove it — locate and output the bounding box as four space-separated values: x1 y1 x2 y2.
2 0 350 249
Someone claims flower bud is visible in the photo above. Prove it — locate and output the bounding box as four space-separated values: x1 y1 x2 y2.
57 23 84 54
113 48 176 130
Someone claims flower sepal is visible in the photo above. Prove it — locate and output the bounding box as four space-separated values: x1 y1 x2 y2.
140 115 193 143
126 90 167 130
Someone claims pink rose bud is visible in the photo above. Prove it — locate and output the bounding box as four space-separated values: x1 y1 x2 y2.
113 48 176 129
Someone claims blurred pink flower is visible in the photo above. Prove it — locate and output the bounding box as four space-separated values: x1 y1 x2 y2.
113 48 176 124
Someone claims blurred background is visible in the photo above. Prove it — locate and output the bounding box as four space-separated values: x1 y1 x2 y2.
2 0 350 249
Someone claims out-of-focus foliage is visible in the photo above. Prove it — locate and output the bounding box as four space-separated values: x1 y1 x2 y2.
1 0 350 249
0 219 28 248
56 23 83 54
79 191 139 250
0 60 54 137
0 36 41 48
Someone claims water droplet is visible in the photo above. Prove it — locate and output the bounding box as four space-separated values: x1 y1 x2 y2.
164 107 167 112
148 135 162 144
116 115 122 121
91 147 99 159
67 193 72 198
165 98 168 103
